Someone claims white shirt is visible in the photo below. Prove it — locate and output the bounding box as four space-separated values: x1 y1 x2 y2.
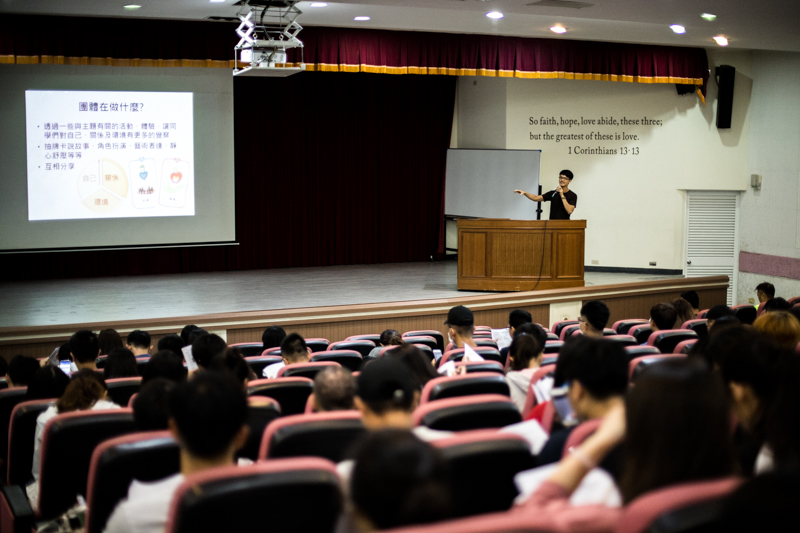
262 362 285 379
104 474 185 533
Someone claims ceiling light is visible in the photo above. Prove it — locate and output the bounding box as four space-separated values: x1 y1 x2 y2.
713 35 728 46
701 13 717 21
486 12 504 19
310 2 328 6
550 26 567 34
209 0 225 3
123 4 141 9
354 16 370 21
670 24 686 34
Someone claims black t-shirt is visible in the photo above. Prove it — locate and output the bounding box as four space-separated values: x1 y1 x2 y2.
542 190 578 220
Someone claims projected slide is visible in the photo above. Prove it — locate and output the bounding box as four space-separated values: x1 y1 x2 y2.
25 90 194 221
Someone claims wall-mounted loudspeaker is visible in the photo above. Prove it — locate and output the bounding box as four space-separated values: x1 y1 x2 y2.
716 65 735 129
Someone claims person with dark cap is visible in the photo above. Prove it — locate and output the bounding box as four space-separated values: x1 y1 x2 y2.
444 305 478 350
514 170 577 220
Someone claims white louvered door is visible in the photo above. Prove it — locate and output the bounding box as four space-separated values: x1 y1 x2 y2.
684 191 740 306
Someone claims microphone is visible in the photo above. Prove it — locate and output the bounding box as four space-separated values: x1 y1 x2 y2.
552 190 559 198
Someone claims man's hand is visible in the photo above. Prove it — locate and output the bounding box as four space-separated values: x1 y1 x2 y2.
514 189 525 195
555 186 563 195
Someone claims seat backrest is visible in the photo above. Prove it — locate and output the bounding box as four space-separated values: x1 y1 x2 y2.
618 478 741 533
259 411 365 462
646 330 698 353
227 343 265 357
681 319 708 338
560 324 582 341
85 431 180 533
602 328 617 336
624 345 661 362
674 339 698 354
0 378 7 390
629 354 686 382
165 458 343 533
304 338 330 353
346 333 381 345
402 335 439 351
310 350 363 371
106 377 142 407
439 347 502 366
561 419 602 457
453 361 504 375
413 394 522 432
379 510 558 533
732 304 757 325
604 335 638 346
420 373 510 404
247 378 314 416
474 339 499 349
240 397 282 461
521 365 556 418
403 330 445 351
551 320 579 337
96 356 107 369
378 345 401 357
433 431 535 518
628 323 654 344
7 399 55 485
326 341 375 359
38 409 137 520
135 357 150 376
612 319 649 335
697 309 709 319
262 347 282 356
0 388 29 479
277 361 340 380
245 355 283 376
543 340 563 354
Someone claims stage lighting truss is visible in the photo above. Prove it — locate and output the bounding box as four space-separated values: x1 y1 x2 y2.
233 0 306 76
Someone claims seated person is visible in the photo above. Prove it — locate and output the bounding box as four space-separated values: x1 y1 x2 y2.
262 333 310 379
28 370 119 508
132 378 175 431
671 298 695 329
69 329 102 372
209 348 257 388
646 303 677 342
579 301 610 338
367 329 405 358
386 344 438 388
505 324 549 412
261 325 287 352
191 333 227 370
25 365 70 401
103 347 139 379
753 310 800 351
706 304 735 330
756 282 776 317
98 329 124 356
763 297 792 313
500 309 533 363
680 290 700 317
445 305 478 350
6 355 41 388
142 350 188 385
126 330 153 357
105 372 248 533
312 366 356 412
156 334 184 357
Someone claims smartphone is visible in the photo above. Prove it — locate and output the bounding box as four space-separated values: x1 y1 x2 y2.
59 360 72 374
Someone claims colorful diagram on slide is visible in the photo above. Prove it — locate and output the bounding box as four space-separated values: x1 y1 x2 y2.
78 159 128 213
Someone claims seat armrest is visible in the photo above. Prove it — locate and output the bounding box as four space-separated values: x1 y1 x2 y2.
0 484 35 533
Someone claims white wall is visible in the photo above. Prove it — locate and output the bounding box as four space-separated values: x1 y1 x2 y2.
737 51 800 302
454 50 753 271
457 77 507 149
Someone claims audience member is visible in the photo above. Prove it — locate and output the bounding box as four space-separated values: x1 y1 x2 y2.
499 309 534 364
312 366 356 412
126 330 153 357
191 333 227 370
350 430 453 531
754 310 800 351
367 329 405 358
506 325 549 412
132 378 175 431
261 325 287 352
386 344 438 388
756 282 776 317
25 365 70 400
262 333 310 378
444 305 477 349
648 303 677 333
687 314 741 366
579 300 610 338
28 369 119 508
156 334 184 357
680 290 700 316
98 329 123 356
6 355 41 387
670 298 695 329
179 325 199 346
105 372 249 533
209 347 256 387
186 328 208 346
56 342 71 362
70 329 101 371
706 305 735 331
103 347 139 379
142 350 188 385
763 297 792 313
718 472 800 530
536 337 628 468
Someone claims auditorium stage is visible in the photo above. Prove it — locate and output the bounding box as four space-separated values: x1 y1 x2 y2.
0 261 724 360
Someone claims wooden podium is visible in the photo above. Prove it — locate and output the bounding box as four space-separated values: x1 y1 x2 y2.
457 219 586 291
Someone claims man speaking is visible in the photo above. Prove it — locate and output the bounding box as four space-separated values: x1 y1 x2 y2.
514 170 577 220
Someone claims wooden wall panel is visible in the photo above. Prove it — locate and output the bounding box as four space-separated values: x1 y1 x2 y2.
459 232 487 278
491 233 551 278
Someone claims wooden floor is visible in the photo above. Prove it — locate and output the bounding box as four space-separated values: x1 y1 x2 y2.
0 261 682 329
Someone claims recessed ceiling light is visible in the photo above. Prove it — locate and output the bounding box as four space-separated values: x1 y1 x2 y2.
713 35 728 46
701 13 717 21
670 24 686 34
354 16 370 21
486 12 504 19
550 26 567 34
209 0 225 3
123 4 141 9
310 2 328 6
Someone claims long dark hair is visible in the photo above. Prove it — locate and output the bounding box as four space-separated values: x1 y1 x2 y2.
508 334 542 371
620 358 735 503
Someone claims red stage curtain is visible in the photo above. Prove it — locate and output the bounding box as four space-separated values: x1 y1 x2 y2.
0 72 456 280
0 15 708 98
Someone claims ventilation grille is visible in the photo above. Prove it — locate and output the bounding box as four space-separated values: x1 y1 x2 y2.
526 0 594 9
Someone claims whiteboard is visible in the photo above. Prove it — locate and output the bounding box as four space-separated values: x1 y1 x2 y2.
445 149 540 219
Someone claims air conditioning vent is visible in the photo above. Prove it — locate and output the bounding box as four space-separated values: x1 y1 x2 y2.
526 0 594 9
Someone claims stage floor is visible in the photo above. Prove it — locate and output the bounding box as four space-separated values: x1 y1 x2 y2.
0 261 682 328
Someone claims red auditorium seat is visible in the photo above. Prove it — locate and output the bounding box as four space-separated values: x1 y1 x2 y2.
674 339 698 354
244 355 283 376
226 343 265 357
378 345 401 357
543 340 563 354
401 335 439 351
276 361 340 380
439 347 502 365
681 319 708 338
629 354 686 382
346 333 381 345
546 332 559 341
697 309 709 318
326 340 375 359
259 411 365 462
413 394 522 432
241 396 281 461
612 318 649 335
551 319 579 337
403 330 445 351
304 338 330 352
0 388 29 480
453 360 505 375
732 304 757 325
628 323 654 344
560 324 582 341
420 373 510 404
645 330 698 353
561 419 602 457
604 335 639 347
164 458 343 533
105 377 142 407
262 347 282 356
311 350 363 371
433 431 535 518
6 399 55 486
247 377 313 416
85 431 180 533
521 364 556 418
